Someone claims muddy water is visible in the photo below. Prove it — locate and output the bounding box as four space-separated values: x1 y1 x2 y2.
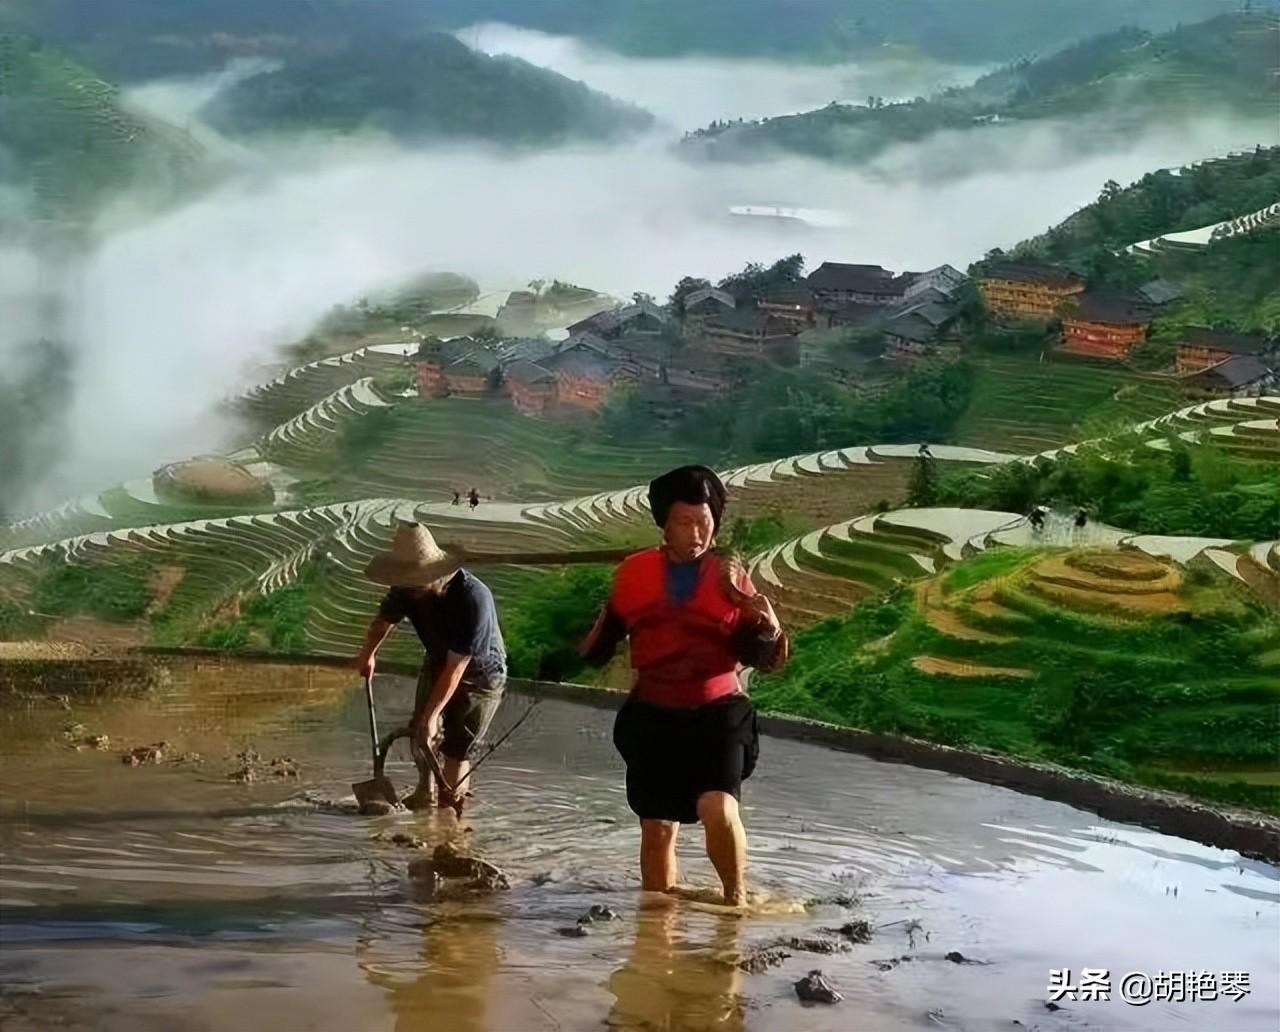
1 660 1277 1032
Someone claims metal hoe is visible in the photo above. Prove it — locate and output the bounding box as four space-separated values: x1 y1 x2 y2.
352 675 400 809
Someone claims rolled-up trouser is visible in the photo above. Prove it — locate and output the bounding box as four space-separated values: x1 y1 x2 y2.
414 666 506 761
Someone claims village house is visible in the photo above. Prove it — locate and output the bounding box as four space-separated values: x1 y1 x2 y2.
681 287 736 335
1185 354 1277 397
504 359 557 416
444 349 499 394
414 337 480 397
567 296 672 339
701 308 800 358
758 285 818 327
904 264 966 300
549 346 635 411
1059 294 1154 360
1175 327 1271 374
807 262 907 308
885 299 960 361
979 261 1084 321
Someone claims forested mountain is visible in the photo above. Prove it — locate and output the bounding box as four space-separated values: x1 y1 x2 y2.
4 0 1253 75
201 33 652 145
1001 148 1280 344
683 13 1280 164
0 34 205 223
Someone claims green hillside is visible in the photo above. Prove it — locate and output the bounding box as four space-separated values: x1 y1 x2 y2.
202 32 653 145
683 14 1280 164
755 547 1280 814
0 33 204 221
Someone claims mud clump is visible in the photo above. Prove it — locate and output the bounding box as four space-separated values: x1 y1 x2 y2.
407 841 510 897
122 742 168 766
738 945 791 974
786 936 852 956
359 799 399 816
834 920 873 944
556 925 590 938
944 950 988 965
578 904 618 925
794 970 842 1005
226 749 298 783
375 832 426 849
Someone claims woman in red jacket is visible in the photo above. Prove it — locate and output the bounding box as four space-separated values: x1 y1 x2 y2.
581 465 786 906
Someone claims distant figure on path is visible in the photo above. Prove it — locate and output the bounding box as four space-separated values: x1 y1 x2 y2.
1028 506 1045 532
451 490 461 506
1074 507 1088 530
468 487 481 511
356 523 507 813
580 465 787 907
918 442 933 459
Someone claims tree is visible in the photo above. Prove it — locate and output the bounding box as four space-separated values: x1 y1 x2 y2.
667 275 711 318
907 451 939 506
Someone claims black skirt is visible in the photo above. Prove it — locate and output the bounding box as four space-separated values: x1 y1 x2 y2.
613 693 760 824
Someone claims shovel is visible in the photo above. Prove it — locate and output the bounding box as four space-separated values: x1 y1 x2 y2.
352 675 400 810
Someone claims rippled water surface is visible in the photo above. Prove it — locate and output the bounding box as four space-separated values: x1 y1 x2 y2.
1 659 1277 1031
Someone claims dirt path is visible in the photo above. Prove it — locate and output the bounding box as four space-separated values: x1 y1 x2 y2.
912 655 1033 679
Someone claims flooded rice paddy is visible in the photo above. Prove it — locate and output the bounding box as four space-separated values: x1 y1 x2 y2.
1 659 1277 1031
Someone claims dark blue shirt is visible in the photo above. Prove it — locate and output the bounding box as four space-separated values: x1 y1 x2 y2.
666 557 702 605
379 570 506 691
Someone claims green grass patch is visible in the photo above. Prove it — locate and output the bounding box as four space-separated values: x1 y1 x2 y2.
755 565 1280 814
33 556 153 622
942 547 1042 593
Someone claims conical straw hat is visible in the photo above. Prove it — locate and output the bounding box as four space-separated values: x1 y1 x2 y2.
365 522 464 586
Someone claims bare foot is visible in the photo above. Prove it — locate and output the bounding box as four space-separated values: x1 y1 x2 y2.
402 784 435 811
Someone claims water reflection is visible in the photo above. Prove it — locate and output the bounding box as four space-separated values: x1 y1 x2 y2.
608 900 744 1032
368 910 501 1032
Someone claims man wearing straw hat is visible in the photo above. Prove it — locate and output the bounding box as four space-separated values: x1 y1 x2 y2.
357 522 507 811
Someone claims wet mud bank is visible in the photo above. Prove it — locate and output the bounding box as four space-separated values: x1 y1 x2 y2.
18 645 1280 861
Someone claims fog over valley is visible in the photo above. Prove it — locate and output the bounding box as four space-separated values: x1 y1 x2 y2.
2 29 1276 512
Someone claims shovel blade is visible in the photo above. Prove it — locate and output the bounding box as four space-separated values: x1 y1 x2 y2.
352 774 399 811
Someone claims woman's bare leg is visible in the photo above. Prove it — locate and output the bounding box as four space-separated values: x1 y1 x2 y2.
639 819 679 892
697 791 747 906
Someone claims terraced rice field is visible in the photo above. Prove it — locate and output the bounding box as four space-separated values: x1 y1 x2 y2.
955 354 1186 452
755 538 1279 811
236 344 413 432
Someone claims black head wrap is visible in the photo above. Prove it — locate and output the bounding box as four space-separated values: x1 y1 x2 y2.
647 464 727 531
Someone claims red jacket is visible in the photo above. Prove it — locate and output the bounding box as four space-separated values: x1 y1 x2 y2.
586 548 761 708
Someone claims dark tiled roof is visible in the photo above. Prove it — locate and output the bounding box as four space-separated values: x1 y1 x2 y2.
807 262 902 294
504 359 555 385
825 302 888 327
448 349 498 374
1137 278 1183 305
566 298 670 335
416 336 479 364
550 350 621 380
886 314 938 344
892 299 956 328
1180 327 1268 355
684 287 736 310
559 331 612 355
1189 354 1272 389
760 285 815 307
983 261 1083 288
1070 293 1154 326
499 336 560 365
